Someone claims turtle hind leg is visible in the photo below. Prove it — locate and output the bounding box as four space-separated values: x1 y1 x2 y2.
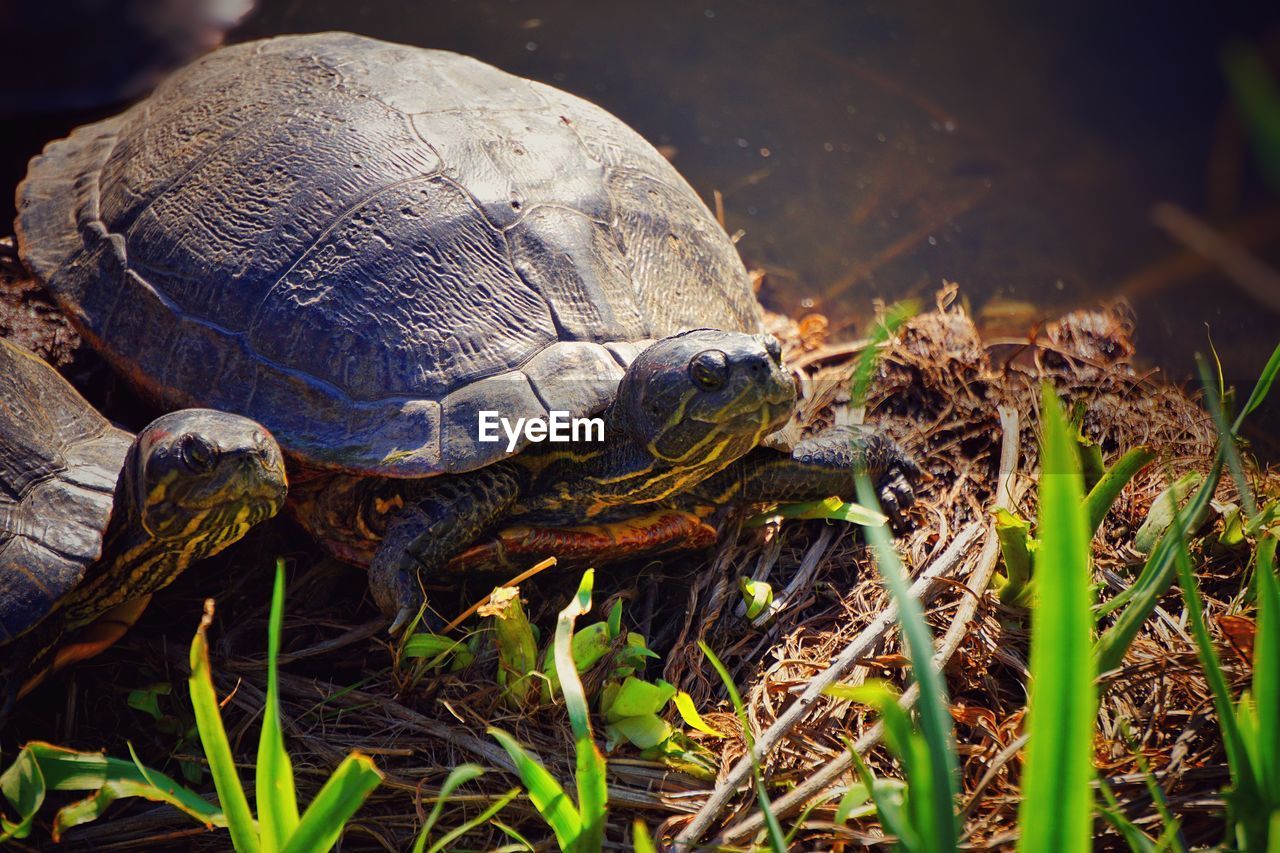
370 463 521 633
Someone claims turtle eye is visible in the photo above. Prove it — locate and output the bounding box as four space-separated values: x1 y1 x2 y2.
179 434 218 474
689 349 729 391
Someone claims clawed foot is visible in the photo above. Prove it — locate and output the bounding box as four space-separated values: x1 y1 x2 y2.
369 513 431 636
370 559 423 636
867 437 928 532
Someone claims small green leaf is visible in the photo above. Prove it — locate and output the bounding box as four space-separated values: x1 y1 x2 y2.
994 507 1034 606
608 715 672 750
126 686 166 721
833 781 873 825
673 691 724 738
606 598 624 638
603 677 676 721
403 633 473 670
738 577 774 620
1134 473 1203 555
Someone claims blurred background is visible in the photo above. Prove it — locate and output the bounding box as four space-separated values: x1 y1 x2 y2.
4 0 1279 447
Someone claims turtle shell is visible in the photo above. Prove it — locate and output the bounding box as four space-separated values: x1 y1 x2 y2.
17 32 762 478
0 339 131 643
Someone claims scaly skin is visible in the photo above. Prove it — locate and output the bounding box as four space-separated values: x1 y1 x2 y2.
302 330 924 633
689 426 922 524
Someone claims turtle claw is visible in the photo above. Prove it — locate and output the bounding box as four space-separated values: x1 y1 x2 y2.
388 606 414 637
369 532 426 635
874 451 925 533
878 468 916 532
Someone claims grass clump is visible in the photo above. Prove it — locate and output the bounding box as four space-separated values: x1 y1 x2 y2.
1 560 383 851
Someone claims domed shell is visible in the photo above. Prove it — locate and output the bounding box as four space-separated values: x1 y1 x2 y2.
0 339 131 643
17 32 762 477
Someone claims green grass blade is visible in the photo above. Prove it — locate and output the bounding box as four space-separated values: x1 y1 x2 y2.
849 300 918 407
491 820 535 851
1197 354 1257 519
257 561 299 852
1170 519 1265 845
189 604 260 853
698 641 788 852
1017 387 1097 853
1095 459 1222 670
1172 533 1249 773
1233 341 1280 431
424 787 519 853
1096 776 1157 853
1085 446 1155 536
553 570 607 852
1102 342 1276 666
1116 723 1186 852
856 475 961 851
278 753 381 853
836 680 939 847
488 727 579 850
412 763 486 852
1254 533 1280 808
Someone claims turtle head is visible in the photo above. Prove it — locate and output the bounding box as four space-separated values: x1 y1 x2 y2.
122 410 288 553
616 330 795 469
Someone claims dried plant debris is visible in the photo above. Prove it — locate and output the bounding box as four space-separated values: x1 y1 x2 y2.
0 236 80 366
1 286 1272 850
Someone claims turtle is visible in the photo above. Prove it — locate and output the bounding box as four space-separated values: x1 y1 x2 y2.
15 32 922 632
0 337 287 719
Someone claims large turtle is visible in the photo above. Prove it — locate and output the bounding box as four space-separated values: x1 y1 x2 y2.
0 338 287 718
16 32 921 631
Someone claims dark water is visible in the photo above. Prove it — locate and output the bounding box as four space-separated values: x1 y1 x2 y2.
4 0 1278 440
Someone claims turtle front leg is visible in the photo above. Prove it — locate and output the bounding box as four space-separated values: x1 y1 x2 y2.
693 426 924 527
370 463 521 633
